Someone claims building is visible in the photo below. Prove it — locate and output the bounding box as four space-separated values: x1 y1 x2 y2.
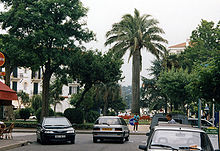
168 39 190 54
1 67 79 113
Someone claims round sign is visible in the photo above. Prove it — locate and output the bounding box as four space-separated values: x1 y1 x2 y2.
0 52 5 66
129 118 134 126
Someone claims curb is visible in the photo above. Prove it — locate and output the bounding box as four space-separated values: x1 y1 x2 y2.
0 141 29 151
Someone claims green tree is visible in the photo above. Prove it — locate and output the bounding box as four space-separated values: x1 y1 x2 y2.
31 94 42 114
17 91 30 108
0 0 94 118
105 9 167 114
68 50 123 108
49 78 65 112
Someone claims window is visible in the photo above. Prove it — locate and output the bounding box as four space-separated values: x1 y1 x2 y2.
13 68 18 78
24 82 28 90
33 83 38 94
20 73 23 78
69 86 77 95
12 82 17 91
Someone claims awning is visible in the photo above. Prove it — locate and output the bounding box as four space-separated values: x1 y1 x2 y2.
0 81 17 105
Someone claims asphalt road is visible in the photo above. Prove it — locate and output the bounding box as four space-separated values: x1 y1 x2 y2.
9 134 147 151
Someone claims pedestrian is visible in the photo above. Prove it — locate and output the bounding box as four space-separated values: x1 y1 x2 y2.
133 113 140 132
166 114 176 124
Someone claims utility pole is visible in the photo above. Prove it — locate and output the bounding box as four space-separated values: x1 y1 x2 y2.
198 98 201 129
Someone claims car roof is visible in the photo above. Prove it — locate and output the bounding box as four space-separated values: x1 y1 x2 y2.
154 124 204 133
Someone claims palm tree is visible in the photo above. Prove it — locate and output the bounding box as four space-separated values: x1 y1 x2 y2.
105 9 167 114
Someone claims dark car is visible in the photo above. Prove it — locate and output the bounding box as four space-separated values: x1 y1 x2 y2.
36 117 75 144
149 113 188 130
139 124 219 151
93 116 129 143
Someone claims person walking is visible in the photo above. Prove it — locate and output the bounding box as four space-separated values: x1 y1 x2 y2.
166 114 176 124
133 113 140 132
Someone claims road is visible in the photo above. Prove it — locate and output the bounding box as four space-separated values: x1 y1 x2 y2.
9 133 219 151
9 134 147 151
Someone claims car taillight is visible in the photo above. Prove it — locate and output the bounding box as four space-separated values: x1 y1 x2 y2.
93 128 100 131
115 128 122 131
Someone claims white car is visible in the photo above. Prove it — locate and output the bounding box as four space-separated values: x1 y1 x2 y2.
92 116 129 143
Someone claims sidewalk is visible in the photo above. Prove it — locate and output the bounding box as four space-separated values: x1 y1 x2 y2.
0 125 149 151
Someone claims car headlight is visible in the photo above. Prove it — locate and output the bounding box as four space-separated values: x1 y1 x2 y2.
44 131 54 134
67 130 75 133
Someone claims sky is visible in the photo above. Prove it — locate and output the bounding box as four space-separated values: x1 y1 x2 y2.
0 1 219 86
80 0 220 86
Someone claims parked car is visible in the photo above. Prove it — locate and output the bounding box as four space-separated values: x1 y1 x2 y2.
188 118 215 129
149 113 188 130
36 117 75 144
139 124 218 151
92 116 129 143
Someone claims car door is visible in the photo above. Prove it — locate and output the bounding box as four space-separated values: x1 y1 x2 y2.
120 118 129 136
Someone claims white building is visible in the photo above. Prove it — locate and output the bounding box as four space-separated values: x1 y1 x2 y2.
1 67 79 112
168 39 190 54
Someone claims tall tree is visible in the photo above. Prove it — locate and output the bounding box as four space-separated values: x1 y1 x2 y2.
0 0 94 118
105 9 167 114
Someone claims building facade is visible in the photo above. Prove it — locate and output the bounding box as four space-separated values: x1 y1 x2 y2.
1 67 79 113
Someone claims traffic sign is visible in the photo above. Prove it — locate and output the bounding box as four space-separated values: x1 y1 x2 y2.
0 52 5 66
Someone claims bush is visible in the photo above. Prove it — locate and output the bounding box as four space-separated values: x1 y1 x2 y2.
14 110 20 119
107 111 116 116
170 110 185 115
19 108 30 121
55 112 64 116
85 110 100 123
64 108 83 124
36 108 54 122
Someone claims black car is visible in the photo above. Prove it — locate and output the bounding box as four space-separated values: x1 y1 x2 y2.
36 117 75 144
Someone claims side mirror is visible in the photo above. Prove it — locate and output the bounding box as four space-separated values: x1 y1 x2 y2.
146 132 150 136
139 145 147 150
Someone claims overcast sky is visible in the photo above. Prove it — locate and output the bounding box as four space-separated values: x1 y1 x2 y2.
81 0 220 86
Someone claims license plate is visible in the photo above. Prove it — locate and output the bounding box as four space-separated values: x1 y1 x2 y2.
102 128 112 131
55 135 66 138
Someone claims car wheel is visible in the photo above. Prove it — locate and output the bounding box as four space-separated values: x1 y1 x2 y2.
37 138 40 143
120 137 124 144
40 136 47 145
125 135 129 141
93 137 98 143
70 139 75 144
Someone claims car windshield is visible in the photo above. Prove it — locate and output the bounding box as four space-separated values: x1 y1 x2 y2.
150 130 210 150
43 118 71 126
96 118 120 125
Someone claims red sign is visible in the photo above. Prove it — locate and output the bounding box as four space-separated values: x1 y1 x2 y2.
0 52 5 66
0 72 5 76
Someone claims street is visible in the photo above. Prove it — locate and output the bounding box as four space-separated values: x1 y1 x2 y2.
9 134 147 151
7 133 219 151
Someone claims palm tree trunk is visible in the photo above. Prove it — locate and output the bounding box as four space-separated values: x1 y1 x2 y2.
131 49 140 114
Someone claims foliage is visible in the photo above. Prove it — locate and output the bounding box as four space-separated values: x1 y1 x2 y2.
4 121 37 128
64 108 84 124
31 95 42 113
169 110 186 115
68 50 123 108
17 91 30 107
0 0 94 118
14 110 20 119
49 78 65 112
156 68 196 110
85 110 100 123
19 108 31 121
36 108 54 122
105 9 167 114
107 111 116 116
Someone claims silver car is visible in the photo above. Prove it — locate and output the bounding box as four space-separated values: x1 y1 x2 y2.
92 116 129 143
139 124 218 151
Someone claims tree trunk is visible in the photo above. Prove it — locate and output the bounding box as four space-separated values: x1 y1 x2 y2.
75 84 91 108
41 62 52 120
4 57 15 121
103 100 108 116
131 49 140 114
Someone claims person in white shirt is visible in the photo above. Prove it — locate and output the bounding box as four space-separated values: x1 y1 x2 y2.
166 114 176 124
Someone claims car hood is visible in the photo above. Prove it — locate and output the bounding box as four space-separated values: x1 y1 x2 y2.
44 126 74 131
93 124 125 128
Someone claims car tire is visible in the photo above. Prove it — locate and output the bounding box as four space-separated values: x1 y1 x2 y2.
37 138 40 143
119 137 124 144
71 139 75 144
125 135 129 141
93 137 98 143
40 136 47 145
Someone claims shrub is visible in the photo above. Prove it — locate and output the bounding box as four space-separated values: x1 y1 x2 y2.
14 110 20 119
55 112 64 116
36 108 54 122
85 110 100 123
64 108 83 124
107 111 116 116
19 108 30 121
170 110 185 115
